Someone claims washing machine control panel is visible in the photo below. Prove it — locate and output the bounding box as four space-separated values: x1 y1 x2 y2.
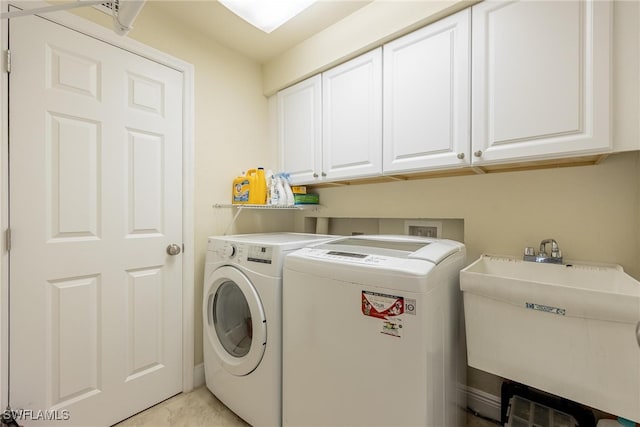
302 248 388 265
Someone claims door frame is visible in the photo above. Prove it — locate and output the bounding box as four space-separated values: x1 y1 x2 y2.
0 0 196 408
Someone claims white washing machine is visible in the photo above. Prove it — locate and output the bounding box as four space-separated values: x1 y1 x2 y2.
203 232 335 427
282 235 467 427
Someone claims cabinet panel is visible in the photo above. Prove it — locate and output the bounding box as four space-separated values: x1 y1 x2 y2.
278 75 322 184
322 48 382 181
472 0 611 164
383 9 471 174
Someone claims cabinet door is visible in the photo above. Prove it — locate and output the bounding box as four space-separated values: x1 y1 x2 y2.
322 48 382 181
278 75 322 184
383 9 471 174
471 0 611 164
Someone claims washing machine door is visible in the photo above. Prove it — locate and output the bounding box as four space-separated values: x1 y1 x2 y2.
204 265 267 376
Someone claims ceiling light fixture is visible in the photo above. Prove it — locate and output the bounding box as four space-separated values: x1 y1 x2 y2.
218 0 317 34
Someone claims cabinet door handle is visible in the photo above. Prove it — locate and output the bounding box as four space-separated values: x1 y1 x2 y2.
313 173 319 178
636 321 640 348
321 172 327 177
473 150 483 157
457 153 465 160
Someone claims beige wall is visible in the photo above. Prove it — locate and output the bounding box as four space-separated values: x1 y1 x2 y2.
299 153 640 280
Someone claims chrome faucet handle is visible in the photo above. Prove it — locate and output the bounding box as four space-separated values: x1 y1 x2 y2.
523 247 537 262
539 239 559 257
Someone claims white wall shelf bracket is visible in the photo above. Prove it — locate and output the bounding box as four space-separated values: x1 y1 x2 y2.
213 204 322 235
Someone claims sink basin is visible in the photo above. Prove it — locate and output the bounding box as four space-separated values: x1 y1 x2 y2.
462 255 640 323
460 255 640 422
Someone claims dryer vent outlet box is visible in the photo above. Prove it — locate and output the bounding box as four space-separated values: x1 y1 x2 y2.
405 220 442 238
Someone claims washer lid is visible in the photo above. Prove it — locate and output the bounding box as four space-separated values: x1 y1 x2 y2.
204 266 267 376
304 235 464 265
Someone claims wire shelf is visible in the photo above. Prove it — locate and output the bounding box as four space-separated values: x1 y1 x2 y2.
212 203 320 210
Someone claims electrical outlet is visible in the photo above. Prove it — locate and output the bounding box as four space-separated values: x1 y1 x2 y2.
408 226 438 237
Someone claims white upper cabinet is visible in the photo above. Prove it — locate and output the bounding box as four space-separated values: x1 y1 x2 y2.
383 9 471 174
278 0 616 185
322 48 383 181
278 75 322 184
471 0 611 165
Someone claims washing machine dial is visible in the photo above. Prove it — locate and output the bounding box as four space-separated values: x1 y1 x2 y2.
221 244 236 259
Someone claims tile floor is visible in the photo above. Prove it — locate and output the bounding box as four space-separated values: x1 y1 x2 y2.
115 386 501 427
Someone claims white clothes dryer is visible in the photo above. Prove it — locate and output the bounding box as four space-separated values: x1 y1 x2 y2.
203 233 334 427
283 235 467 427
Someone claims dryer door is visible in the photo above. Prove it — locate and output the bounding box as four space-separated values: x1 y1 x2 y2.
204 266 267 376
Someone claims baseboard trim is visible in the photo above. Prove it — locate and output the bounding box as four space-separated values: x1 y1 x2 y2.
194 363 205 389
465 385 502 422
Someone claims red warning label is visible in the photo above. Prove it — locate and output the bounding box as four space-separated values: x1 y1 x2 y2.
361 291 404 320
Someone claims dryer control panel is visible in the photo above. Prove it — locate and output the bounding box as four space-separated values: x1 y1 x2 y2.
247 245 273 264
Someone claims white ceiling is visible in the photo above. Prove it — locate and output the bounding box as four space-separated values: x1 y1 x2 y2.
149 0 372 63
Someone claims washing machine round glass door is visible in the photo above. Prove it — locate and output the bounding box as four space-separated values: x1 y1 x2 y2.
205 265 267 376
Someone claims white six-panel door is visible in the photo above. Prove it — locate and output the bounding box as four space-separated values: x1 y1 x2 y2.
9 14 183 426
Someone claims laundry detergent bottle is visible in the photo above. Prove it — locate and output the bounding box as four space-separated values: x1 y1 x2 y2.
255 167 267 204
245 168 267 204
232 172 252 204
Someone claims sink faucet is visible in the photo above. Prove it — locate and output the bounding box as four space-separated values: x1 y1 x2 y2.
523 239 563 264
539 239 560 257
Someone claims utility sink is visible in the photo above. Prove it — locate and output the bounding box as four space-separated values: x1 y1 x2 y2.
460 255 640 422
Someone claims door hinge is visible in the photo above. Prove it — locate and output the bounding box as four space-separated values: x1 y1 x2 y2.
5 228 11 252
4 49 10 74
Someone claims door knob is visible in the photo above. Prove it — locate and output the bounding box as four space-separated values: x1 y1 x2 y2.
457 153 465 160
473 150 482 157
166 243 182 256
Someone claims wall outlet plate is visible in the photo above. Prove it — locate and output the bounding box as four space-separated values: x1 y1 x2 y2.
404 220 442 238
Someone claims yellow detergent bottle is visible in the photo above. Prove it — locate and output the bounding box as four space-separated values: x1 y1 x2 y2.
232 172 253 204
256 167 267 204
245 168 267 204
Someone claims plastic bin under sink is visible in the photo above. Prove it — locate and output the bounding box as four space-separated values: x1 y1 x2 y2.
506 395 577 427
460 255 640 423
